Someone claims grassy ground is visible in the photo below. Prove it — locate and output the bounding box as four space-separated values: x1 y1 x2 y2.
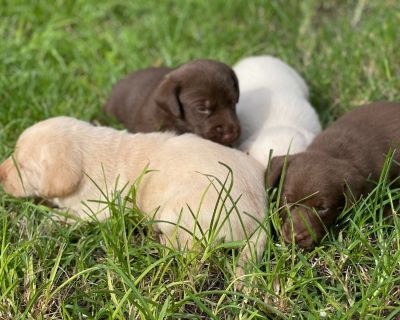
1 0 400 319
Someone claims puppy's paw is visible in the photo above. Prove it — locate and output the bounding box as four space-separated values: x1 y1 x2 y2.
294 230 315 248
233 265 246 291
51 209 83 225
233 266 256 295
282 219 317 248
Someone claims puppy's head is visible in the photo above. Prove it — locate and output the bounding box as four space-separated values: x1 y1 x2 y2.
154 59 240 146
266 152 365 247
0 120 83 199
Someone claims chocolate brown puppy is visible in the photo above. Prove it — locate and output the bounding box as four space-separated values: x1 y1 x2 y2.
267 102 400 247
104 59 240 146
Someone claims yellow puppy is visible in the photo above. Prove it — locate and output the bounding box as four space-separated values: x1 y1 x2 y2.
0 116 266 280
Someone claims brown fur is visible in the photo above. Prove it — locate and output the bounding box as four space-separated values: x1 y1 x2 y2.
266 102 400 247
104 59 240 146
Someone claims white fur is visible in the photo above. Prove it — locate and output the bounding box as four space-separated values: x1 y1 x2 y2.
0 117 267 278
234 55 322 167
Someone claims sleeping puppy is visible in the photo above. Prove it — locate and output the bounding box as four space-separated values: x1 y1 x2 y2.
0 117 266 278
233 55 321 167
104 59 241 146
267 102 400 248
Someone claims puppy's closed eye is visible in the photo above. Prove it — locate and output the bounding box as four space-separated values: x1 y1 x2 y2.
197 106 212 115
197 100 213 115
315 206 329 216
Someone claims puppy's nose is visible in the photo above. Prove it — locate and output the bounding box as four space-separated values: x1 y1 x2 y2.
215 125 240 144
0 158 13 183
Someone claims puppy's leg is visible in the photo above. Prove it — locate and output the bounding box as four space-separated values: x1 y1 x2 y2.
235 227 267 289
153 206 195 251
50 207 85 224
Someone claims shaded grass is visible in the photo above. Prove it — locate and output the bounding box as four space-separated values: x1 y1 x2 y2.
1 0 400 319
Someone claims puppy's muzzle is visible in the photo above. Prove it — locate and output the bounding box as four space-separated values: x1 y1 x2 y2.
0 157 24 196
0 165 5 183
0 158 12 183
211 123 240 145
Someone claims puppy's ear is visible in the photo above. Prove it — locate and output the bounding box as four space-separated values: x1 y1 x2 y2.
154 75 182 118
266 155 288 189
39 144 83 198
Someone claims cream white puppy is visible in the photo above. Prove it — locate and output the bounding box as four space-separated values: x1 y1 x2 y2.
234 55 322 167
0 116 266 277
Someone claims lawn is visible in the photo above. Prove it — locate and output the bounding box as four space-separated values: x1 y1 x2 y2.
1 0 399 319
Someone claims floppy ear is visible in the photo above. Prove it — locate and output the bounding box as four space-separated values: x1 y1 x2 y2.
154 75 182 118
38 143 83 198
265 155 287 189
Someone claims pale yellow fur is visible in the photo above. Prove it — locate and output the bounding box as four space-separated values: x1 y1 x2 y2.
0 116 267 281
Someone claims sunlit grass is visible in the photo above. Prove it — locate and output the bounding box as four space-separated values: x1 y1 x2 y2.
1 0 399 319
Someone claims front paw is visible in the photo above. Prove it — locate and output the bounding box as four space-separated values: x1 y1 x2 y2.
282 216 323 248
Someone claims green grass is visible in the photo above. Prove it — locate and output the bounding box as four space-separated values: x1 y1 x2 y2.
1 0 400 319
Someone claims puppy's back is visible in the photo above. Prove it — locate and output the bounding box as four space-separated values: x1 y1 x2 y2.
153 133 266 210
18 116 93 144
312 102 400 148
137 133 266 246
330 101 400 133
104 67 172 122
308 102 400 181
233 55 309 98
